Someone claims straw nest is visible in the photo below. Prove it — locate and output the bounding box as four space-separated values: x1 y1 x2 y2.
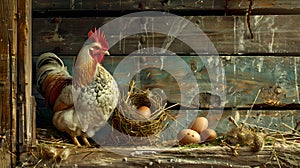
109 82 174 139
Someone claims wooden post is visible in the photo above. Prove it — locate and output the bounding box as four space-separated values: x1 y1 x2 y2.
0 0 32 167
17 0 33 151
0 0 18 167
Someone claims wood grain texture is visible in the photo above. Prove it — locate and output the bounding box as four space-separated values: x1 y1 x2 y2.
32 0 300 14
49 145 299 167
17 0 33 149
0 0 17 167
32 55 300 108
135 56 299 107
32 15 300 56
29 2 300 167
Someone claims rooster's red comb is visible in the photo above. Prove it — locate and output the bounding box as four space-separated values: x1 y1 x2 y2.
88 28 109 51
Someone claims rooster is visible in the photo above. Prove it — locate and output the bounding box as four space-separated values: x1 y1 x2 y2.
36 28 119 146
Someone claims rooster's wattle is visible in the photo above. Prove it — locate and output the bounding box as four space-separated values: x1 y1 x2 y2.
36 28 119 146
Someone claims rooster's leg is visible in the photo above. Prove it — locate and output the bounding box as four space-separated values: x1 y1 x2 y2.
72 137 81 146
81 136 91 146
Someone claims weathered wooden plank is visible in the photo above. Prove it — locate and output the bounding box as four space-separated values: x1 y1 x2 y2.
0 0 18 167
32 15 300 56
32 0 300 14
32 55 300 108
20 144 300 168
137 56 300 107
32 0 224 11
17 0 33 149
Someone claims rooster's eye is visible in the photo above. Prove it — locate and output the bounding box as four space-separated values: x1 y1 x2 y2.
94 46 101 50
89 46 101 52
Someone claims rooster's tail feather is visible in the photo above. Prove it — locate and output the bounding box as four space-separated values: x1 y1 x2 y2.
36 52 71 94
36 52 72 110
36 52 64 69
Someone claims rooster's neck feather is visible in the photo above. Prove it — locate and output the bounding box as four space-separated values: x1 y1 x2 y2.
73 46 98 88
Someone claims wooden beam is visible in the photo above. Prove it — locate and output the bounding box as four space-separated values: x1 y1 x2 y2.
0 0 18 167
31 0 300 16
17 0 33 150
32 15 300 56
49 145 299 167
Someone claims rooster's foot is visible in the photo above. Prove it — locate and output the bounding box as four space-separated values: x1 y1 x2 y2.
72 137 81 146
82 136 91 146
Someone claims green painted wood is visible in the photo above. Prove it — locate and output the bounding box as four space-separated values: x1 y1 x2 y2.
32 55 300 108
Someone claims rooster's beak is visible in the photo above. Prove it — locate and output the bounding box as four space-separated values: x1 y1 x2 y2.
104 51 110 56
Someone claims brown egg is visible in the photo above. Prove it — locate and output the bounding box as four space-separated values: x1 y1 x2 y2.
189 117 208 133
177 129 201 145
200 129 217 142
137 106 151 119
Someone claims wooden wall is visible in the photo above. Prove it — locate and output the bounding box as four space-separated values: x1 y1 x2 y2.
32 0 300 106
8 1 296 167
30 0 300 166
0 0 32 167
30 3 300 153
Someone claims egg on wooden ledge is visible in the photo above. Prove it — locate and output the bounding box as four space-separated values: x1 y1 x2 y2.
188 117 208 133
177 129 201 145
136 106 152 119
200 129 217 142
